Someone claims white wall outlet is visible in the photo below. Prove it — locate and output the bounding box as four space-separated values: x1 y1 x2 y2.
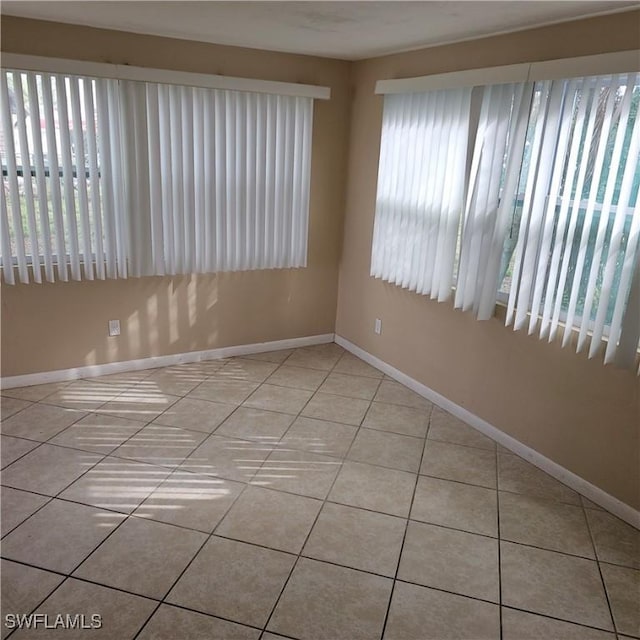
374 318 382 335
108 319 121 337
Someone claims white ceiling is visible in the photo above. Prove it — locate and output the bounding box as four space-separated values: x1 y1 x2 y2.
2 1 638 61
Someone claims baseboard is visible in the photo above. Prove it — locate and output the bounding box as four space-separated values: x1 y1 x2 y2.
1 333 335 390
335 334 640 530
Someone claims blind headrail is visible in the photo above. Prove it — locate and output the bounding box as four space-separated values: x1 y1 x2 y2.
375 50 640 94
1 53 331 100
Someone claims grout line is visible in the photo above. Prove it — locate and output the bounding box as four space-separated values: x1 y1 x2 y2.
1 438 48 473
132 483 252 639
417 469 497 490
259 347 353 635
379 399 432 640
582 496 618 635
113 363 286 481
1 434 112 527
0 489 55 541
209 531 299 558
427 434 498 453
140 599 266 635
498 603 621 635
357 423 425 442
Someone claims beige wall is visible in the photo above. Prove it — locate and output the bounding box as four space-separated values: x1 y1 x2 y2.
336 10 640 509
0 17 351 375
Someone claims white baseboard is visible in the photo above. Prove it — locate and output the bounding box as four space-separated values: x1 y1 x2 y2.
335 334 640 530
1 333 335 390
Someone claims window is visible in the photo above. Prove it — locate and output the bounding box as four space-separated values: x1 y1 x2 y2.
371 69 639 367
1 65 316 283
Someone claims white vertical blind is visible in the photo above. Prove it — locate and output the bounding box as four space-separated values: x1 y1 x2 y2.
455 82 533 318
1 69 314 283
11 72 41 283
588 85 639 358
121 84 313 275
371 72 639 369
1 72 28 283
506 73 640 366
370 87 472 300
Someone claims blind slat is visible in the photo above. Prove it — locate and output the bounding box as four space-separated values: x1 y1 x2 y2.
540 77 591 339
145 83 165 276
528 80 579 333
193 89 205 273
235 93 246 270
42 75 69 281
170 86 184 274
96 81 117 279
264 95 276 269
69 76 94 280
181 87 195 273
0 172 15 284
476 82 532 321
56 76 81 280
25 74 54 281
106 80 127 278
255 93 266 269
506 81 553 328
550 77 600 342
581 75 636 353
590 104 640 355
83 78 105 279
12 72 42 283
1 73 29 282
562 76 620 347
299 98 312 266
158 84 174 275
214 89 227 272
202 92 214 272
513 81 566 332
416 92 436 295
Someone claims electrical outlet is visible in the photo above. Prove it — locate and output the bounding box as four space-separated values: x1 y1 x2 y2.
374 318 382 335
108 319 121 337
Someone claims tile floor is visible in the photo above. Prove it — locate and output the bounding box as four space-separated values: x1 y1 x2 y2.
1 342 638 639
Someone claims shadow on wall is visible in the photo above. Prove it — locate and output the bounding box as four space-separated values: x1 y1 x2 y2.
0 266 334 377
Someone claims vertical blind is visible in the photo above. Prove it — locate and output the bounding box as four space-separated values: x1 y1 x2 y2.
371 73 640 369
0 69 314 284
370 88 472 301
454 82 533 319
506 73 639 366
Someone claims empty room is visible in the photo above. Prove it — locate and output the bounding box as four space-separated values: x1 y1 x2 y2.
0 1 639 639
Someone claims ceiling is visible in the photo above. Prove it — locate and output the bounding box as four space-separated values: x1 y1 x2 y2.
2 1 638 60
